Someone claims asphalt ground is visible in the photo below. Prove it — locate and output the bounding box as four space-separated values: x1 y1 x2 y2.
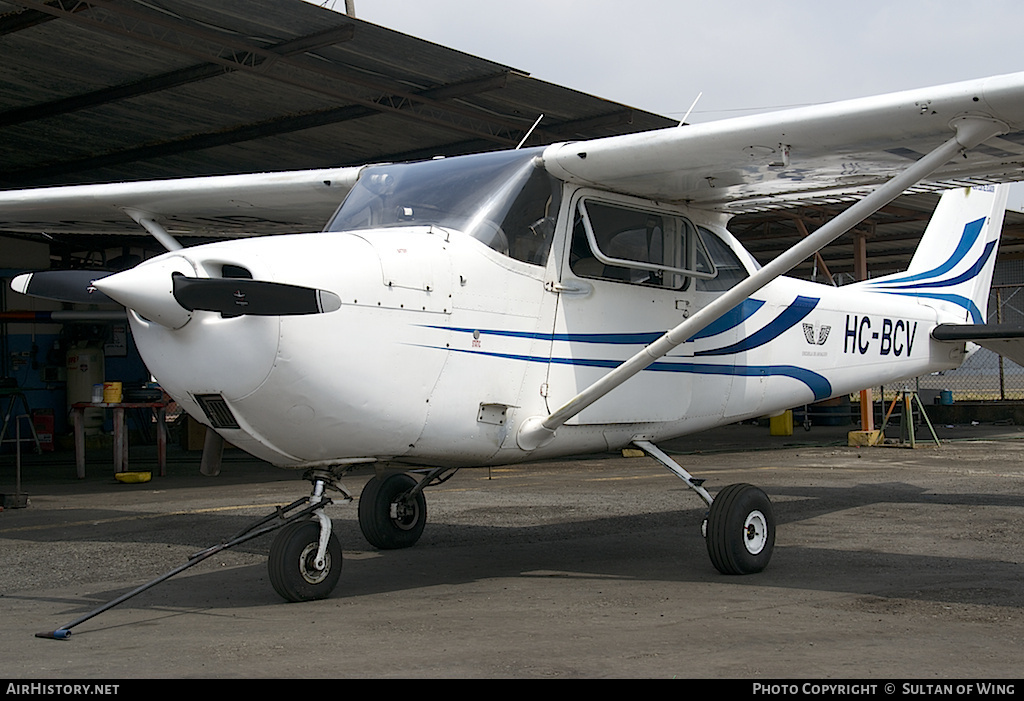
0 420 1022 680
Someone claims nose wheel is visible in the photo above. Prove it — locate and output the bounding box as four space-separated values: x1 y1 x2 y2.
267 468 351 602
268 519 342 602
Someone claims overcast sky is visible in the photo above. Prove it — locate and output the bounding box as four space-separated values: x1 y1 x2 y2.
310 0 1024 123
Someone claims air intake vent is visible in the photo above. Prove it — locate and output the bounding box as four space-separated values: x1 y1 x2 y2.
195 393 241 429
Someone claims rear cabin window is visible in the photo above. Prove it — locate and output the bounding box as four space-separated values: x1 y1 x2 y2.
695 227 750 291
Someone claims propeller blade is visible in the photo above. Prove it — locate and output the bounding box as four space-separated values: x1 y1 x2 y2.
10 270 116 305
171 275 342 317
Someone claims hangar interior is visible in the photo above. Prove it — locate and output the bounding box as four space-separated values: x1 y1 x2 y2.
1 0 1022 457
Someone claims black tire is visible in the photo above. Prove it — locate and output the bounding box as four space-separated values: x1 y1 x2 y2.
358 472 426 549
268 519 342 602
705 483 775 575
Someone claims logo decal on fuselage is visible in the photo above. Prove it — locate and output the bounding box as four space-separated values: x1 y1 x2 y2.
802 322 831 346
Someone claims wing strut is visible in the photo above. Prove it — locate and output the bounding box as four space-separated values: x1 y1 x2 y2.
123 208 183 251
518 116 1009 450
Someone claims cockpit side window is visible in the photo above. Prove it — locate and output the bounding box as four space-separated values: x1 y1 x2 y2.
695 227 750 292
496 166 562 266
569 199 712 289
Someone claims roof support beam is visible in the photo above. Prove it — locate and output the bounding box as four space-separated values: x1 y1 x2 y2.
792 217 836 286
11 0 530 147
1 72 513 185
0 24 356 128
0 0 91 35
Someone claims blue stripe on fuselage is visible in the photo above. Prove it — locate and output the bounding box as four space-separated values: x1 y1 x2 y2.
419 299 765 345
431 346 832 400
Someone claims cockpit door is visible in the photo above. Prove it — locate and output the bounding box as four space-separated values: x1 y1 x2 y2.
545 190 752 426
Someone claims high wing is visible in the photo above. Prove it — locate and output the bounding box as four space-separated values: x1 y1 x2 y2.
0 166 362 238
542 72 1024 213
4 73 1024 240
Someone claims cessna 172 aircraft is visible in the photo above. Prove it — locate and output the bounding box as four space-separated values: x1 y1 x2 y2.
8 72 1024 603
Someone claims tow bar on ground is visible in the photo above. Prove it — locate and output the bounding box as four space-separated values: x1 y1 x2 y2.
35 496 331 639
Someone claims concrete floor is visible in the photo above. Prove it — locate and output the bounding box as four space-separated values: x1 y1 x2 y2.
1 421 1022 679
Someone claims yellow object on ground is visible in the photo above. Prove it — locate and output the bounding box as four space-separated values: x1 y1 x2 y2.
769 410 793 436
115 471 152 483
848 430 883 447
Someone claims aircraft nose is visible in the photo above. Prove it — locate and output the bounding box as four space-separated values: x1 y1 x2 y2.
92 255 196 329
92 248 343 330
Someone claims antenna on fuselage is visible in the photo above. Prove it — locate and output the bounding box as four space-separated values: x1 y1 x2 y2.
516 114 544 149
679 92 703 126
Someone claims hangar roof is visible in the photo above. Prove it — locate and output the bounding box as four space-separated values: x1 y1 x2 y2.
0 0 674 189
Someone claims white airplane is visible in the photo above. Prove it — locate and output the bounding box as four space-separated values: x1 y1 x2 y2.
7 72 1024 603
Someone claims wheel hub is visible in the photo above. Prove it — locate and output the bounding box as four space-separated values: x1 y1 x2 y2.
743 509 768 555
298 542 331 585
390 498 420 531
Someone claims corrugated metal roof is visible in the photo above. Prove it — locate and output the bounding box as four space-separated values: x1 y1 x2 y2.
0 0 675 188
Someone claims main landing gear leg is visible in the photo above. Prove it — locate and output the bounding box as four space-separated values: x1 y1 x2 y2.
358 467 457 550
632 439 775 575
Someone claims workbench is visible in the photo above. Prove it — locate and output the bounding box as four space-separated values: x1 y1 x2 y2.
71 400 170 478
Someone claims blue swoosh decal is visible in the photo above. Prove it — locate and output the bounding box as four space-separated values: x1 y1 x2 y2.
872 240 996 291
868 217 985 286
868 240 994 323
412 295 830 399
875 291 984 323
696 296 818 357
447 327 664 345
646 361 832 401
690 299 766 340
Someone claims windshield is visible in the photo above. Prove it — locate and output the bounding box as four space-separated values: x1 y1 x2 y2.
325 147 561 266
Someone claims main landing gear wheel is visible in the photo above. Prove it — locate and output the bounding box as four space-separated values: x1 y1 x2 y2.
705 483 775 575
358 472 427 549
268 520 342 602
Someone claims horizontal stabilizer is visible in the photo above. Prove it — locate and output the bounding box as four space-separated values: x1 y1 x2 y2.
932 323 1024 366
